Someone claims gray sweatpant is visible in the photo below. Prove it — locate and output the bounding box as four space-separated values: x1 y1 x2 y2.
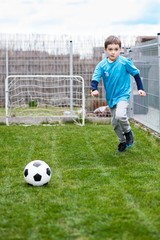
110 100 131 143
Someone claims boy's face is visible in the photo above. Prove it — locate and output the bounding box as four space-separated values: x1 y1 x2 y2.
104 44 121 62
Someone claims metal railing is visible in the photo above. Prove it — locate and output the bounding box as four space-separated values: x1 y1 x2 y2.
129 33 160 133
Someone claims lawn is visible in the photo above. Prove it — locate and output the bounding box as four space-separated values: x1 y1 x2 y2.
0 122 160 240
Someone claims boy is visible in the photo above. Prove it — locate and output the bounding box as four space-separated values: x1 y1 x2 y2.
91 35 146 152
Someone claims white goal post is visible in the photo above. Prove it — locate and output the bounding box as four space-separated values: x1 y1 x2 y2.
5 75 85 126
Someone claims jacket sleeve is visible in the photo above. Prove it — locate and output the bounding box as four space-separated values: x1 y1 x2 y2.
134 73 144 90
91 80 98 91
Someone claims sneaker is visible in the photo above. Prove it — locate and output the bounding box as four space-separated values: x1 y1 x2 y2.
118 142 127 152
125 130 134 147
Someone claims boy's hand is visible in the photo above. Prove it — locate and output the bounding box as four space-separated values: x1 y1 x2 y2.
138 90 146 96
91 90 99 97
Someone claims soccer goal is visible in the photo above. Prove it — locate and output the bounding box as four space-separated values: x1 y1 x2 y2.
5 75 85 126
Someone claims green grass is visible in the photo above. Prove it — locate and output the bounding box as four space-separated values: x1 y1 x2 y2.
0 108 5 116
0 122 160 240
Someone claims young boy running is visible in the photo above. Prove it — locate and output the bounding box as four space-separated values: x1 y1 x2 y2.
91 35 146 152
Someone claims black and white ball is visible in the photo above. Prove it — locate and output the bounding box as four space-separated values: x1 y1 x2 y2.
24 160 52 186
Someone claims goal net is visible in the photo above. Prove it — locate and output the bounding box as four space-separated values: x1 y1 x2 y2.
5 75 85 126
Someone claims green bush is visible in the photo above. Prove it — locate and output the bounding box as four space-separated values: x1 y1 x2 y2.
28 100 38 107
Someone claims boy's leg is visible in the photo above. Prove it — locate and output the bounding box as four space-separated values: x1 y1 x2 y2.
110 105 126 143
116 101 134 146
110 101 133 151
115 101 131 133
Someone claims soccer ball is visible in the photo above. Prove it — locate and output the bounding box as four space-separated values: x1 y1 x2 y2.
23 160 52 186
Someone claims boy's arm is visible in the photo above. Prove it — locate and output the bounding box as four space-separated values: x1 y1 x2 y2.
134 74 146 96
134 74 144 90
91 80 99 96
91 80 98 91
91 62 102 96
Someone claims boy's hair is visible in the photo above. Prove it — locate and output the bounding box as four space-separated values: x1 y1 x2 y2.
104 35 121 49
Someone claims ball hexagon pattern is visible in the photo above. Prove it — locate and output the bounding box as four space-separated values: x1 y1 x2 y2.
24 160 52 186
